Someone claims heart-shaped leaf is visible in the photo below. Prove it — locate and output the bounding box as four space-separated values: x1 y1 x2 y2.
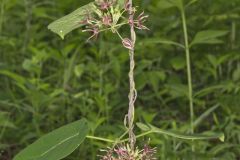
14 118 89 160
48 3 96 39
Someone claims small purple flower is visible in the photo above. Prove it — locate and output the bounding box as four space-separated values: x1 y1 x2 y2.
102 15 113 26
135 11 149 30
142 144 157 159
82 26 100 41
100 143 157 160
96 0 116 10
124 0 131 13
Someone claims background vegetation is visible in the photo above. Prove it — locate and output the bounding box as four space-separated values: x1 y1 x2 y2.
0 0 240 159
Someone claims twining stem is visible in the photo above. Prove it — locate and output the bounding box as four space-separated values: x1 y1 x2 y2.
127 0 137 150
180 7 194 151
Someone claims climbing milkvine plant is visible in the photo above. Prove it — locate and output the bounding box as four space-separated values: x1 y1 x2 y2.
13 0 225 160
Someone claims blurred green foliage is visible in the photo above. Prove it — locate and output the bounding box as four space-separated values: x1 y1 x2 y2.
0 0 240 159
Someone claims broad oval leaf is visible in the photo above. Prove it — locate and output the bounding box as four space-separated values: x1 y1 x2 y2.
14 118 89 160
137 122 224 142
48 3 96 39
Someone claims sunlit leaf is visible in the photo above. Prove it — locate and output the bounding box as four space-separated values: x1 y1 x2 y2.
13 119 89 160
48 3 96 39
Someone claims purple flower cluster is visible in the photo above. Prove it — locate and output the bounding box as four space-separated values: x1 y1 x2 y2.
96 0 116 10
99 143 157 160
80 0 149 46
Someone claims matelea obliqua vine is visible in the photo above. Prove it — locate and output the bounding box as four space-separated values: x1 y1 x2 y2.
84 0 155 159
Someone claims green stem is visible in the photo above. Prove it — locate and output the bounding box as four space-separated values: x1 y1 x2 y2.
86 135 115 143
86 130 153 144
181 7 194 151
120 131 152 143
99 22 128 32
112 130 129 147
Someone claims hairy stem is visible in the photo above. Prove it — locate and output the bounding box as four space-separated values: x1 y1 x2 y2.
181 7 194 151
127 0 137 150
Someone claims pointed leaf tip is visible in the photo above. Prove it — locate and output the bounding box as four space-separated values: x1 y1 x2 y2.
136 122 151 131
219 134 225 142
59 30 64 40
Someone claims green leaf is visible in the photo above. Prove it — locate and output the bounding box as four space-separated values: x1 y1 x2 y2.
0 70 28 92
48 3 96 39
233 67 240 81
194 84 226 97
137 123 224 142
165 83 189 98
136 122 151 131
170 57 186 70
0 143 9 149
157 0 176 10
148 71 166 92
139 38 185 48
157 0 184 10
190 30 228 47
168 0 184 10
13 119 89 160
0 112 16 128
0 70 26 85
194 104 220 127
186 0 199 8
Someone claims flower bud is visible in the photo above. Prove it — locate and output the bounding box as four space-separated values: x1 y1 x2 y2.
122 38 134 50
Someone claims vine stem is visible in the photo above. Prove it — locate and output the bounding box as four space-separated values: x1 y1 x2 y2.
181 7 195 151
127 0 137 150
